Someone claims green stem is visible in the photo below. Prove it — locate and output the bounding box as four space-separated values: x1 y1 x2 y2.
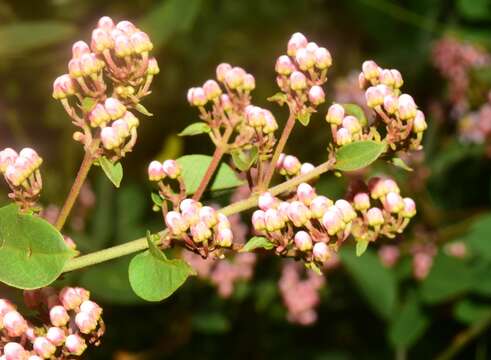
62 159 334 273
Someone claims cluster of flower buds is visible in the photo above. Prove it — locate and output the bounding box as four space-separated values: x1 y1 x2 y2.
164 199 234 258
0 148 43 210
53 16 158 159
458 92 491 146
147 159 186 206
276 153 315 178
327 60 427 151
274 32 331 114
279 261 325 325
0 287 103 359
182 251 256 298
251 177 416 269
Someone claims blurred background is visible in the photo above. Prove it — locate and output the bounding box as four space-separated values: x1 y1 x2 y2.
2 0 491 358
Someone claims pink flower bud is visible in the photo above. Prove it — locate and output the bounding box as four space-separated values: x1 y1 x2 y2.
276 153 286 169
5 164 22 186
79 53 100 76
383 94 398 114
104 97 126 120
384 192 404 213
401 197 416 218
398 94 417 120
4 342 28 360
300 162 315 175
217 213 231 229
91 28 113 53
19 148 42 170
59 287 83 310
314 47 332 69
220 94 232 111
165 211 189 235
295 48 315 70
243 74 256 91
413 252 433 280
131 31 153 53
252 210 267 231
216 228 233 247
370 178 389 199
52 74 76 99
225 67 246 89
336 127 352 146
326 103 345 125
445 241 467 258
190 221 212 243
101 127 121 150
72 41 91 59
310 195 332 219
391 69 403 88
289 71 307 91
265 208 285 232
112 119 130 139
379 69 395 86
287 32 308 57
80 300 102 319
379 245 400 268
199 206 218 227
75 311 98 334
358 72 368 89
216 63 232 82
342 115 362 134
366 207 384 226
335 199 357 223
4 310 27 337
162 159 181 179
0 148 18 173
49 305 69 327
203 80 222 100
245 105 266 128
114 34 133 57
46 327 65 346
187 87 207 106
148 161 165 181
385 178 400 193
306 42 318 52
68 58 82 78
297 183 316 205
147 57 160 75
258 192 277 211
362 60 380 81
182 206 200 226
123 110 139 130
116 20 136 34
365 86 384 108
275 55 296 75
294 231 313 251
308 85 325 105
263 110 278 134
283 155 301 175
413 110 427 133
33 336 56 358
277 201 290 222
353 193 370 211
88 103 111 127
313 242 330 262
65 334 87 356
287 201 311 227
180 198 200 213
322 207 345 235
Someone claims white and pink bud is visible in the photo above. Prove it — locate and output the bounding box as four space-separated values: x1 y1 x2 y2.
104 97 126 120
297 183 316 206
101 127 121 150
342 115 362 134
335 199 357 223
199 206 218 227
147 57 160 75
401 197 416 218
0 148 18 174
33 337 56 358
353 193 370 211
97 16 114 31
3 310 27 337
413 252 433 280
310 195 332 219
75 311 98 334
391 69 404 88
252 210 267 231
88 103 111 127
258 192 277 211
217 213 231 230
243 74 256 91
220 94 232 112
294 231 313 251
365 86 384 108
216 228 233 247
366 207 384 227
289 71 307 91
49 305 69 327
80 300 102 320
190 221 212 243
216 63 232 82
187 87 207 107
114 35 133 57
0 299 15 316
336 127 352 146
59 287 83 310
265 208 285 232
314 47 332 69
322 207 345 235
287 32 308 57
224 66 246 89
263 110 278 134
383 94 398 114
384 192 404 213
52 74 76 99
308 85 325 105
65 334 87 356
361 60 380 81
326 103 345 125
123 111 139 130
283 155 301 175
4 342 28 360
68 58 82 78
131 31 153 53
180 198 200 213
379 69 395 87
313 242 330 263
275 55 295 75
397 94 417 120
295 48 315 71
300 162 315 175
72 40 91 59
413 110 427 133
91 28 113 53
203 80 222 100
46 327 66 346
378 245 400 268
148 161 165 182
112 119 130 139
287 201 311 227
79 53 100 76
165 211 189 235
162 159 181 179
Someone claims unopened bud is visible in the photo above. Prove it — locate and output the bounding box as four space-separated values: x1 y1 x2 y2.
314 47 332 69
283 155 301 175
148 161 165 181
33 337 56 358
362 60 380 81
220 94 232 111
187 87 207 106
216 63 232 82
68 58 82 78
413 110 427 133
289 71 307 91
59 287 83 310
297 183 316 205
336 127 352 146
162 159 181 179
104 97 126 120
243 74 256 91
287 32 308 57
265 208 285 232
72 41 91 59
383 94 398 114
313 242 330 262
123 110 139 130
322 207 345 235
275 55 295 75
353 193 370 211
199 206 218 227
216 228 233 247
79 53 100 76
112 119 130 139
116 20 136 35
190 221 212 243
88 103 111 127
101 127 121 150
131 31 153 53
326 103 344 125
300 162 315 175
366 207 384 226
401 197 416 218
308 85 325 105
258 192 277 211
203 80 222 100
91 29 113 53
295 48 315 71
52 74 76 99
97 16 114 31
379 69 395 87
294 231 313 251
65 334 87 356
398 94 417 120
4 342 28 360
252 210 267 231
0 148 18 173
75 311 98 334
342 115 362 134
4 311 27 337
384 192 404 213
49 305 69 327
287 201 311 227
310 195 333 219
263 110 278 134
46 327 65 346
365 86 384 108
114 35 133 57
391 69 403 88
225 67 246 89
335 199 357 223
165 211 188 235
147 57 160 75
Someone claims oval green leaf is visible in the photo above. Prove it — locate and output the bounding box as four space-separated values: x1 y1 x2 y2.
389 293 429 348
176 154 243 195
0 204 74 289
178 122 211 136
240 236 274 252
334 140 386 172
99 157 123 188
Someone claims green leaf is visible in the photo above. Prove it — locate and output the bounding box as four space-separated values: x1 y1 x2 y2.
355 240 369 257
176 154 243 195
454 299 491 325
151 192 163 207
99 157 123 188
0 204 74 289
267 92 288 106
457 0 490 20
128 233 195 301
462 214 491 261
231 147 259 172
297 108 313 126
241 237 274 252
81 98 97 113
389 293 429 348
334 140 386 172
192 312 230 334
0 21 76 57
391 157 413 172
342 103 368 126
340 248 397 319
178 122 211 136
134 103 153 116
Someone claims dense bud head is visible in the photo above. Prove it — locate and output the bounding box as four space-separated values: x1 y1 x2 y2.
335 199 357 223
287 32 308 57
148 161 165 182
258 192 277 211
88 103 111 127
216 228 233 247
391 69 403 88
101 127 121 150
326 103 345 125
352 193 370 212
314 47 332 69
112 119 130 139
275 55 296 75
283 155 301 175
287 201 311 227
97 16 115 31
289 71 307 91
365 86 384 108
162 159 181 179
147 57 160 75
165 211 188 235
297 183 316 205
114 35 133 57
322 207 345 235
72 41 91 59
187 87 207 107
384 192 404 213
300 162 315 175
336 127 352 146
398 94 417 120
116 20 137 35
216 63 232 82
294 231 313 251
49 305 69 327
265 208 285 232
225 66 246 89
310 195 332 219
362 60 380 81
263 110 278 134
383 94 398 114
104 98 126 120
4 310 28 337
313 242 330 262
342 115 362 134
190 221 212 243
203 80 222 100
366 207 384 226
295 47 315 71
75 311 98 334
252 210 267 231
52 74 76 99
33 337 56 358
243 74 256 91
308 85 325 105
401 197 417 218
413 110 427 133
46 327 65 346
91 28 113 53
65 334 87 356
199 206 218 227
4 342 28 360
131 31 153 53
0 148 18 173
59 287 83 310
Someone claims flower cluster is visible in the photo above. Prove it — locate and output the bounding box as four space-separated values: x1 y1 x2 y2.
276 153 315 178
273 32 331 116
458 92 491 145
0 148 43 210
0 287 103 359
52 16 158 159
182 252 256 298
251 177 416 269
327 60 427 151
279 261 325 325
